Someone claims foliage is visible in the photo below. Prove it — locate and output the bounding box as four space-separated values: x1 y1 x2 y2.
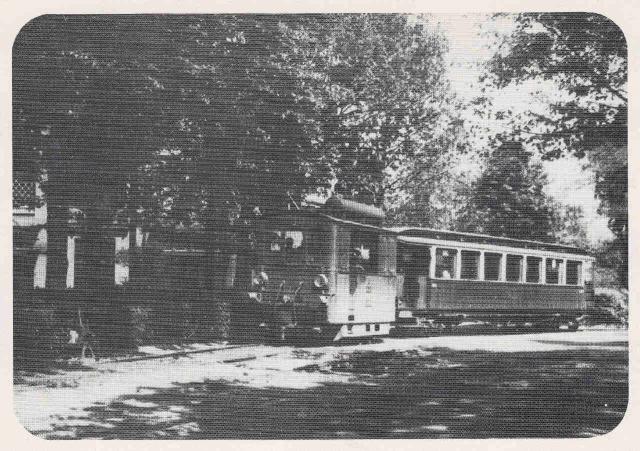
281 15 456 206
14 15 164 287
481 12 627 285
550 204 589 248
591 287 628 326
386 165 472 230
455 141 558 242
14 15 454 243
593 238 628 290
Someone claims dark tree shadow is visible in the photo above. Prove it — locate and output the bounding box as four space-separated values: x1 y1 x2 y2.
42 347 628 439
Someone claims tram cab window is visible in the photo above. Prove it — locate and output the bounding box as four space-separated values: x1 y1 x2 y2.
350 229 379 273
460 250 480 280
266 231 302 252
526 256 542 283
484 252 502 281
435 248 457 279
284 231 304 250
506 255 523 282
264 229 324 265
545 258 561 284
566 260 582 285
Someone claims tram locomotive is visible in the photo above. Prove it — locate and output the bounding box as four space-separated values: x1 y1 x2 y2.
394 228 595 330
239 197 594 341
246 197 398 341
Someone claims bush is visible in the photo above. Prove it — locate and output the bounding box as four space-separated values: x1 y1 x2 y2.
13 286 239 366
594 287 628 308
127 306 154 346
14 288 139 366
14 306 68 370
590 287 628 326
121 290 234 346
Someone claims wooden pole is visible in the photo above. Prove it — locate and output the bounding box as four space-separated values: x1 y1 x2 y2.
66 235 76 288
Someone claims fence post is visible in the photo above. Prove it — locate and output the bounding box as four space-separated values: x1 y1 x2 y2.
33 228 47 289
66 235 76 288
115 232 130 286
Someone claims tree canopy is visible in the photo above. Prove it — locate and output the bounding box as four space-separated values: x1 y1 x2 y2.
13 14 456 258
456 141 558 242
485 13 626 158
482 13 627 285
14 14 614 283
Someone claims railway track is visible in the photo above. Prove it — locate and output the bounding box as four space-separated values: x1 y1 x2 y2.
61 323 593 367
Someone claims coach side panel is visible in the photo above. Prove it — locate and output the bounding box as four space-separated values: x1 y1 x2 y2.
427 279 588 312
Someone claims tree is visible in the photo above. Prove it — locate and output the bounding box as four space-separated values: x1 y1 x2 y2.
384 147 472 230
551 204 589 248
279 15 454 206
457 141 558 242
483 13 627 285
131 15 456 231
132 15 456 285
14 15 455 288
14 16 162 290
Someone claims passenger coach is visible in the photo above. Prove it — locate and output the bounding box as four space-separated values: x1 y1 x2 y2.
395 228 595 329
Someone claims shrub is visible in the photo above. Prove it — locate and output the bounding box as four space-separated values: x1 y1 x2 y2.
590 287 628 326
14 306 68 370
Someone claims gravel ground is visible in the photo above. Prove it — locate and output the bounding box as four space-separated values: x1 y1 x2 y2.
13 328 628 439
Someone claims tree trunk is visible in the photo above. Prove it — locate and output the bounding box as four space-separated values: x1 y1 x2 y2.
46 205 69 291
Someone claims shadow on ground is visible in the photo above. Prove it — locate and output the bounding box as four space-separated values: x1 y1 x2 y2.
44 347 628 439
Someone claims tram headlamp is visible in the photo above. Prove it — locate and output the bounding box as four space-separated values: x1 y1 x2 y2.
313 274 329 289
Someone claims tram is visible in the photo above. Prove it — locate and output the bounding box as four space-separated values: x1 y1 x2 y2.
247 197 398 341
394 228 595 330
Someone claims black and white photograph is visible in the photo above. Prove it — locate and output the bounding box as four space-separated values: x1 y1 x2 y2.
11 12 628 440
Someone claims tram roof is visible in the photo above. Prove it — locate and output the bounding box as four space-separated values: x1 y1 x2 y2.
276 196 388 230
393 227 592 256
255 209 392 233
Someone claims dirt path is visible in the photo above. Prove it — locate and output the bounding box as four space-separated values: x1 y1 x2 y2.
14 328 627 438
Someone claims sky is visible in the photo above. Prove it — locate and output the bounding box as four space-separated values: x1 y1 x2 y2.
432 14 614 244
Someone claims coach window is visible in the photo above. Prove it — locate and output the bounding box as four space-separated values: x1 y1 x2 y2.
506 254 523 282
435 248 457 279
526 256 542 283
566 260 582 285
484 252 502 281
545 258 561 284
460 250 480 280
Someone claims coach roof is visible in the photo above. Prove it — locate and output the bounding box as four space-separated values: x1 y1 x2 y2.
394 227 591 256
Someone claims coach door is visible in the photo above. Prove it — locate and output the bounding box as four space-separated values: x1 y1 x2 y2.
398 244 430 310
